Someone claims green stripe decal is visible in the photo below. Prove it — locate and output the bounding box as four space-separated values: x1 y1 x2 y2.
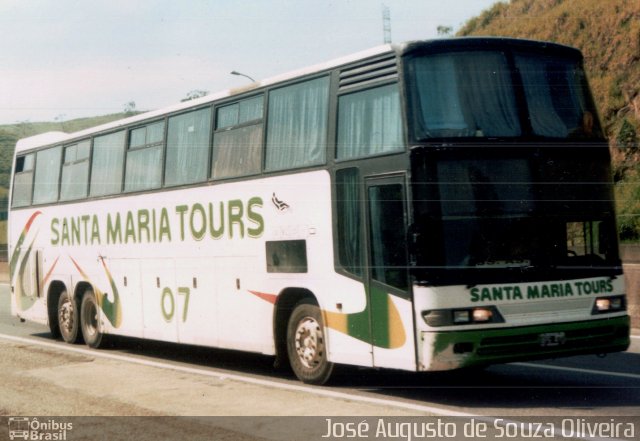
98 257 122 328
246 286 407 349
70 256 122 328
324 286 406 349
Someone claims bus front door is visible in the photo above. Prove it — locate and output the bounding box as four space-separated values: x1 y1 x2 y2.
364 176 416 371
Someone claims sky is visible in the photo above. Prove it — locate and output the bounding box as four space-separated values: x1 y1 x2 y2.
0 0 500 125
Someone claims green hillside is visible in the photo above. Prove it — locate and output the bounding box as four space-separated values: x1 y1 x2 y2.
459 0 640 241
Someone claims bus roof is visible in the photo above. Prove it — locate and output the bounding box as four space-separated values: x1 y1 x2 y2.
15 37 579 154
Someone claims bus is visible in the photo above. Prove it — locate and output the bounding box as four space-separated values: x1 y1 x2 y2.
9 37 630 384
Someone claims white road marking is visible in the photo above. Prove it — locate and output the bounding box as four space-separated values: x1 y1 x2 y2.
514 362 640 380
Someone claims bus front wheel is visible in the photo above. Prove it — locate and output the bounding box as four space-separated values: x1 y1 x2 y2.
286 301 334 385
57 291 82 344
80 289 105 349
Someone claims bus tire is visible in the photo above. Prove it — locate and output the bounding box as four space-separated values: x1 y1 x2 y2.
48 296 61 340
286 301 334 385
57 291 82 344
80 289 105 349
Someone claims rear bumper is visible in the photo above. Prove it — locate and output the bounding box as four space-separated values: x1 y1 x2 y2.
419 315 630 371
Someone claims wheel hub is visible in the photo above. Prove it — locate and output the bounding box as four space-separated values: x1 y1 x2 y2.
59 301 73 332
294 316 325 369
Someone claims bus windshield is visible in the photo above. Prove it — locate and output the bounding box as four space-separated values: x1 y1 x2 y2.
412 155 616 258
406 50 602 140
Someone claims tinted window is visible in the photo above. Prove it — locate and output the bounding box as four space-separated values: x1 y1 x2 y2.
407 51 520 139
516 53 602 139
368 183 407 290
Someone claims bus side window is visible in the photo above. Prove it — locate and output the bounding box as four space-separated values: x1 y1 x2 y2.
90 130 126 197
60 140 90 201
125 121 164 192
11 153 35 208
265 76 329 171
165 107 211 186
212 96 263 180
32 146 62 205
337 83 403 160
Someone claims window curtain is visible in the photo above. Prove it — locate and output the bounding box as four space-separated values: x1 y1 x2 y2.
90 131 125 197
212 124 262 179
415 55 468 134
12 172 33 207
337 84 402 160
415 52 520 138
455 52 520 137
60 162 89 200
517 56 583 138
265 77 329 171
33 146 62 204
125 146 163 192
165 108 211 187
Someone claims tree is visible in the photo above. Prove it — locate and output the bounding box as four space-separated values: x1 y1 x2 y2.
181 90 209 102
124 101 137 116
437 25 453 36
0 130 17 191
54 113 67 131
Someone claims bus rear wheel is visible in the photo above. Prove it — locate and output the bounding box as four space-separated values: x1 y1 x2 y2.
80 289 105 349
57 291 82 344
286 301 334 385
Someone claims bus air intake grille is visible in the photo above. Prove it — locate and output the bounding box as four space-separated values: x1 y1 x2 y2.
476 325 617 357
339 54 398 91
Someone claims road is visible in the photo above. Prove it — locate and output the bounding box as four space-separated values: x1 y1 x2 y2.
0 282 639 440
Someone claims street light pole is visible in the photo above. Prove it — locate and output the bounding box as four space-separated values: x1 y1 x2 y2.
230 71 256 82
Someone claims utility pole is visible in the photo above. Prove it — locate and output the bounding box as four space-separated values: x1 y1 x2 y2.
382 4 392 44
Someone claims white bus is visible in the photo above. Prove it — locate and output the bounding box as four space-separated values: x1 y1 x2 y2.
9 38 630 384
